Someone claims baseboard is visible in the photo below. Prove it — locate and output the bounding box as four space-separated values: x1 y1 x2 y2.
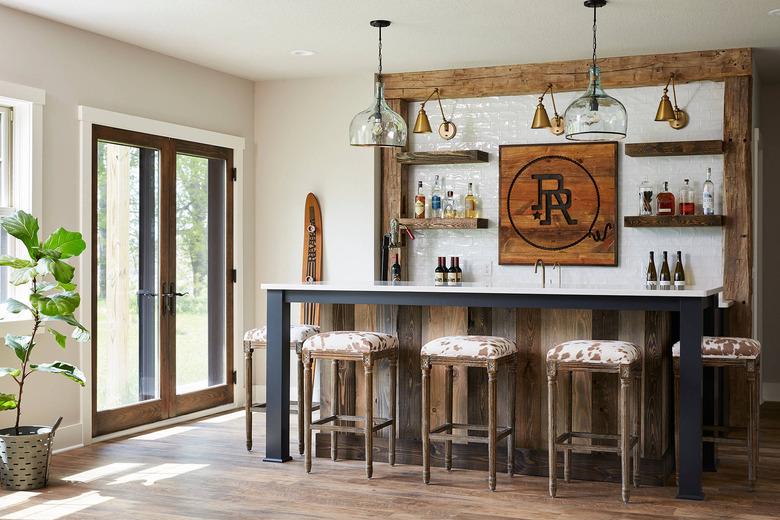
763 382 780 402
52 423 84 453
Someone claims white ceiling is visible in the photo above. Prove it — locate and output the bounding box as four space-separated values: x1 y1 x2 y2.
2 0 780 82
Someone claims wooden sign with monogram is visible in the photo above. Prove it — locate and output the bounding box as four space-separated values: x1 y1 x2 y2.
498 142 618 266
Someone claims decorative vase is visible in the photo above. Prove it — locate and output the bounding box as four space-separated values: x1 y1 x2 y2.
0 418 60 490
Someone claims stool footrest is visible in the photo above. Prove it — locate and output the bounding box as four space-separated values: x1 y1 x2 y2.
555 431 639 454
310 414 393 435
428 422 512 444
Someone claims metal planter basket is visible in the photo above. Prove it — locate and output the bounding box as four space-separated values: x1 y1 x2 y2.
0 418 61 490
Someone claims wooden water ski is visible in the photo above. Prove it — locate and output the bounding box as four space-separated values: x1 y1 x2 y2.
301 193 323 326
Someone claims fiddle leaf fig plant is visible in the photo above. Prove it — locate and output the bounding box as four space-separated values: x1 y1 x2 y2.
0 210 89 434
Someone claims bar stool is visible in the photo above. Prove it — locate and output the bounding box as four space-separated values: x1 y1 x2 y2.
673 336 761 486
243 324 320 453
302 331 398 479
420 335 517 491
546 340 641 503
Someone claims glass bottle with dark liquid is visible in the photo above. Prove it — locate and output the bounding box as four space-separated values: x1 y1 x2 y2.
659 251 672 290
434 257 445 286
674 251 686 290
645 251 658 290
391 254 401 283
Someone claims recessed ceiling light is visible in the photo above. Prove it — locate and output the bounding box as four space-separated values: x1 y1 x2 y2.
291 49 316 57
769 8 780 15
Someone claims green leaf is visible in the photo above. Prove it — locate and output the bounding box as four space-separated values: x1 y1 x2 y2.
43 314 90 342
36 281 77 292
4 334 32 363
0 255 34 269
30 291 80 316
4 299 32 314
1 211 39 259
31 362 86 386
37 257 75 284
47 328 67 349
0 367 21 378
42 228 86 260
0 393 17 410
9 266 37 286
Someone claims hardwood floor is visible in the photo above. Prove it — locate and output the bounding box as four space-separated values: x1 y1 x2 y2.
2 403 779 519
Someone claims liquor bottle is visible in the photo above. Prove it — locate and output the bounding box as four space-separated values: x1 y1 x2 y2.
679 179 695 215
673 251 686 290
414 181 426 219
639 177 654 216
702 168 715 216
455 257 463 285
434 257 445 286
390 254 401 283
431 175 443 218
447 256 458 286
465 182 478 218
657 181 676 216
645 251 658 290
443 190 457 218
659 251 672 290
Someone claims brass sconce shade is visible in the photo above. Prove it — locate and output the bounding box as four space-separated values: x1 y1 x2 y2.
413 88 457 140
655 73 689 130
413 106 432 133
531 84 564 135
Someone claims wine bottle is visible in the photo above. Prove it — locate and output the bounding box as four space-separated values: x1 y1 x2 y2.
431 175 443 218
455 257 462 285
674 251 686 290
414 181 426 219
434 257 445 286
646 251 658 290
447 256 457 286
702 168 715 216
659 251 671 290
390 254 401 283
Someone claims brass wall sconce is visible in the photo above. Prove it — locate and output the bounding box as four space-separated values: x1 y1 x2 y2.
655 73 689 129
531 84 564 135
413 88 457 140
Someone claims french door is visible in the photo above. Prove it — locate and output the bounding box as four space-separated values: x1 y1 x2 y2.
91 125 234 436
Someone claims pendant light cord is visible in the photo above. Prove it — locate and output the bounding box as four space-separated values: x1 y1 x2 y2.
592 4 598 70
377 25 383 82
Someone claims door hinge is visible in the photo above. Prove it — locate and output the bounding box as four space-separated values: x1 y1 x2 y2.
232 167 237 181
231 269 237 283
232 370 237 384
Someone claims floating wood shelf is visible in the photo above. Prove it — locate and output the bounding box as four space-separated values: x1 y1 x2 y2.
624 140 724 157
395 150 489 165
397 217 488 229
624 215 724 227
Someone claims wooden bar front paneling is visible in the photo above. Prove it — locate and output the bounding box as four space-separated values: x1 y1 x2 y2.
382 49 751 101
591 311 620 436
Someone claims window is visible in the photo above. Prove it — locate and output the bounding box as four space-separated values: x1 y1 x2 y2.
0 105 13 303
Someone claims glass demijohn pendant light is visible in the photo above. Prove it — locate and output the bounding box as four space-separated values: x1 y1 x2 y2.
349 20 408 147
563 0 627 141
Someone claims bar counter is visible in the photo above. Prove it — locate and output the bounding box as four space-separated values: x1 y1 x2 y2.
262 281 723 500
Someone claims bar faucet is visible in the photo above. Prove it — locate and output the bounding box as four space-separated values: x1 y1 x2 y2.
534 259 545 288
552 262 561 288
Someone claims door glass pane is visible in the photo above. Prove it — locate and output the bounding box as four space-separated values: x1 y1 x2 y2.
96 142 160 411
175 153 226 394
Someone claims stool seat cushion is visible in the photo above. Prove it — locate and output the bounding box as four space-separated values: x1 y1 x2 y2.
243 324 320 345
547 340 640 365
303 331 398 354
421 335 517 360
672 336 760 359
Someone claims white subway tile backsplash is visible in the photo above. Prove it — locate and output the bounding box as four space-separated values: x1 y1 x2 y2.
406 81 725 289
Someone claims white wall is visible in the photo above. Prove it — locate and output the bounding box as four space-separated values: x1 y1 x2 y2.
0 5 255 448
252 74 376 399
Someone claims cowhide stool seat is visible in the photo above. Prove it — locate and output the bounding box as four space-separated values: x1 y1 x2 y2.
420 335 517 491
243 324 319 453
546 340 641 503
673 336 761 486
302 331 398 478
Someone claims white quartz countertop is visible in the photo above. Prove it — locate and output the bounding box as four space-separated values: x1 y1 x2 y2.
261 281 723 298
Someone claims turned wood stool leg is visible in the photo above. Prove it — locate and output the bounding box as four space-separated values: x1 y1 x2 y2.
244 343 253 452
620 366 631 504
364 353 374 479
633 371 641 488
422 358 432 484
445 365 454 471
547 361 558 498
297 348 305 455
488 361 497 491
508 354 517 476
331 360 339 461
673 359 680 485
389 353 397 466
747 359 757 486
304 354 313 474
564 371 572 483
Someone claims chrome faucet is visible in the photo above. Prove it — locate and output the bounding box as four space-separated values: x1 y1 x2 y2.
552 262 561 288
534 259 545 288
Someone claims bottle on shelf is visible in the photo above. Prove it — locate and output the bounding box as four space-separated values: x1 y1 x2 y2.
434 256 445 286
645 251 658 290
659 251 672 290
702 168 715 216
414 181 426 219
455 257 462 285
447 256 458 286
431 175 443 218
465 182 478 218
639 177 654 216
656 181 676 216
674 251 686 290
679 178 695 216
443 190 457 218
390 253 401 283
